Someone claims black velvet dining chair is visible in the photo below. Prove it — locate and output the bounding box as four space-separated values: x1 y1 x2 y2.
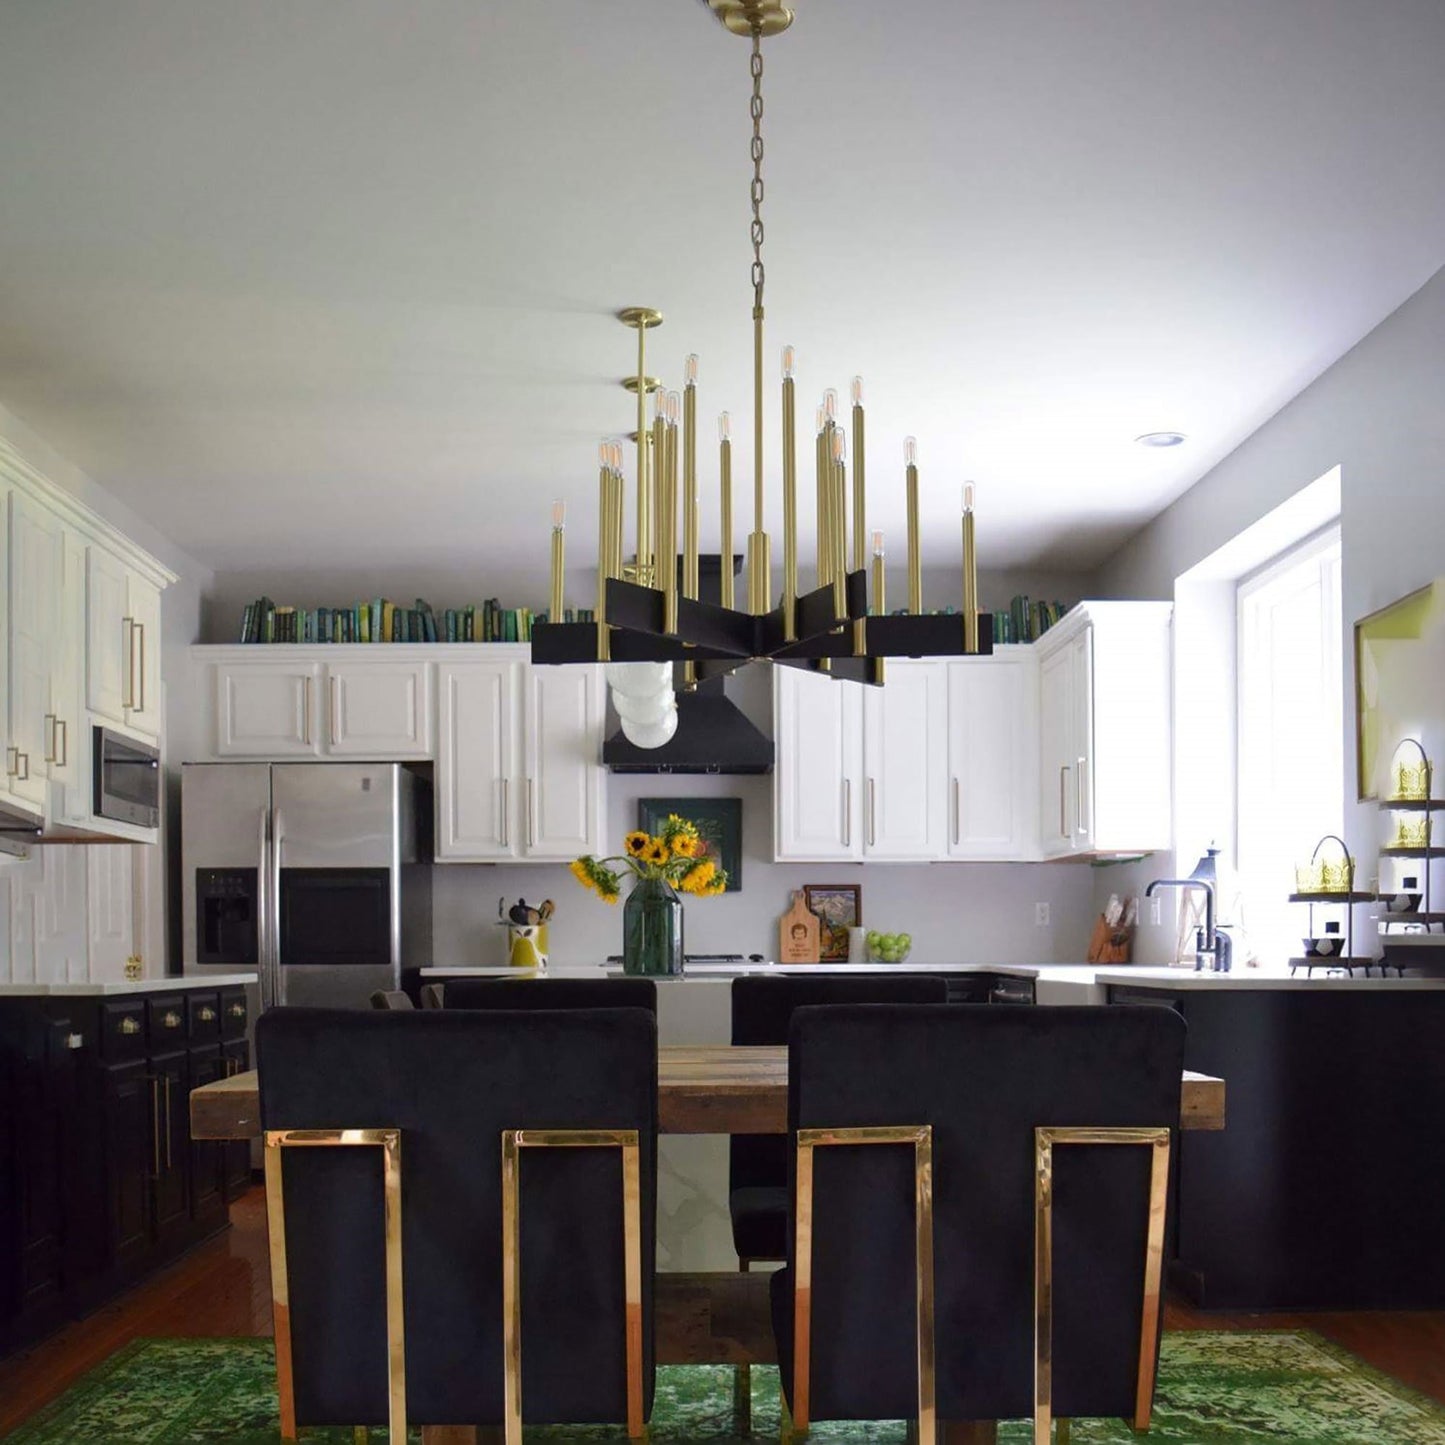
728 973 949 1434
255 1006 657 1443
770 1004 1185 1445
442 976 659 1014
728 974 948 1267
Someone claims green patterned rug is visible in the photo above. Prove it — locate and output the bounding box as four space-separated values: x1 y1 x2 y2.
6 1332 1444 1443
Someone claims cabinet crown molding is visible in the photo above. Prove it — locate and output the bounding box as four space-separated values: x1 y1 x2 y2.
0 436 178 588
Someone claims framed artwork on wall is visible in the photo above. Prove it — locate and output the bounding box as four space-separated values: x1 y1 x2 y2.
638 797 743 891
804 883 862 962
1355 580 1445 800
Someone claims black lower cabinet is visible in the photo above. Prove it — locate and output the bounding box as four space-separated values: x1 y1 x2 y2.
1110 984 1445 1310
0 991 239 1358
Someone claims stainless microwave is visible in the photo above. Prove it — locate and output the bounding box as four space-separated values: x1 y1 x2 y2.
93 727 161 829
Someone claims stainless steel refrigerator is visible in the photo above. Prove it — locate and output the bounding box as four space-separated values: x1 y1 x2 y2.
181 762 432 1010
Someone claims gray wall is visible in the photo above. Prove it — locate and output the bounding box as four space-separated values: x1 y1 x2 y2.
1091 261 1445 962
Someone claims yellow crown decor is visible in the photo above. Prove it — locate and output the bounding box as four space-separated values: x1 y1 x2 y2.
1294 833 1356 896
1390 815 1431 850
574 815 728 976
1388 738 1433 803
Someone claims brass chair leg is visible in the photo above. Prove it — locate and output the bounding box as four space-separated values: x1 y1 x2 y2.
265 1128 406 1445
1033 1127 1170 1445
734 1258 753 1435
794 1126 935 1445
1057 1421 1071 1444
780 1388 807 1444
354 1429 369 1445
502 1129 645 1445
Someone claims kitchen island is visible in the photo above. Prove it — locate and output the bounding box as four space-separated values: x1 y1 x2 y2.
1105 972 1445 1310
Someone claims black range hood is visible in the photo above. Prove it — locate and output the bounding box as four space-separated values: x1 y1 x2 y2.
603 555 775 775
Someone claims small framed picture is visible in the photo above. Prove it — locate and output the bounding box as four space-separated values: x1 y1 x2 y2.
638 797 743 891
804 883 862 962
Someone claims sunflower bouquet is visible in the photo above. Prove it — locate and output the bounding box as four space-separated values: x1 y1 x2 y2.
570 814 728 904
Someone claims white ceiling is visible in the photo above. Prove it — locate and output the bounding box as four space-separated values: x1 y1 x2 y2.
1 0 1443 578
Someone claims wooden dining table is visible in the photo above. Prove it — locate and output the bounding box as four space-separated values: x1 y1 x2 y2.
191 1045 1224 1444
189 1043 1226 1141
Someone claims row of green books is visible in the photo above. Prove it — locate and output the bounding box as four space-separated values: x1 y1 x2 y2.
236 598 595 645
990 596 1068 645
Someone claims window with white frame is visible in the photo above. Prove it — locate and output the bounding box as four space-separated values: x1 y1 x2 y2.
1236 528 1343 962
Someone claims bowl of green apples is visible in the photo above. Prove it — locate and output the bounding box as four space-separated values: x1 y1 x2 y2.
865 930 912 965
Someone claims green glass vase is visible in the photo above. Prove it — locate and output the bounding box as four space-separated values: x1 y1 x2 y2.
623 873 684 977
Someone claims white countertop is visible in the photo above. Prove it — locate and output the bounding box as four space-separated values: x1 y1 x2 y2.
1095 965 1445 991
0 973 258 997
419 960 1445 991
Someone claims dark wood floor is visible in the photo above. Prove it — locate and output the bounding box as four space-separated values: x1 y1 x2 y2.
2 1187 1443 1437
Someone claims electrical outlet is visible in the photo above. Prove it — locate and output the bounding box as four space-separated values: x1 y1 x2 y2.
1035 902 1051 927
1150 896 1163 926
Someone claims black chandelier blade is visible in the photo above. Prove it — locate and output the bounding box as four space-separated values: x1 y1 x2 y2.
530 571 992 680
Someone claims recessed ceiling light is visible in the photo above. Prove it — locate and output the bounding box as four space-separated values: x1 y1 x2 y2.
1135 431 1187 448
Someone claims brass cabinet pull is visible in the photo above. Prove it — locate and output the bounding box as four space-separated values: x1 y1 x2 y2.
66 1033 84 1051
163 1074 173 1170
56 718 67 769
119 1016 141 1036
198 1006 217 1023
227 1002 246 1020
500 777 509 849
842 777 851 849
525 777 535 848
136 623 146 713
162 1010 182 1029
302 678 311 746
44 714 57 764
1059 765 1069 840
1076 755 1088 839
14 752 27 782
952 777 961 846
123 618 136 709
867 777 877 847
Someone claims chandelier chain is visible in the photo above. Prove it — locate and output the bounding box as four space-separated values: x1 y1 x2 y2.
749 26 765 308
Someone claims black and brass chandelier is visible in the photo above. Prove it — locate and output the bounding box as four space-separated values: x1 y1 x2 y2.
532 0 990 703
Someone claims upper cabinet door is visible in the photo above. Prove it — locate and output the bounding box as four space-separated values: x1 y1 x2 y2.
1069 627 1094 850
325 660 432 757
523 664 605 859
8 491 60 807
47 530 87 815
124 573 162 739
862 659 947 860
947 652 1040 860
214 661 321 757
436 661 519 860
1038 640 1077 858
774 665 862 861
86 546 131 725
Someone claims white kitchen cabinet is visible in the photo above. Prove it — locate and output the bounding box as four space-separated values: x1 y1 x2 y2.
863 660 948 860
125 573 163 739
214 661 321 757
86 545 162 739
325 660 432 758
774 665 863 861
523 663 605 859
436 659 520 860
947 649 1039 860
7 490 61 810
1036 603 1172 858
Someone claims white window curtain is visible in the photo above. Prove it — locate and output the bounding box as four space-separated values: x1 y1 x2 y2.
1236 528 1343 963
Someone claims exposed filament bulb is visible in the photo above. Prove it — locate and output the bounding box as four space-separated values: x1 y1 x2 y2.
551 499 566 530
872 530 885 558
684 353 699 387
904 436 918 468
850 376 864 408
719 411 731 443
781 345 796 380
823 388 838 424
